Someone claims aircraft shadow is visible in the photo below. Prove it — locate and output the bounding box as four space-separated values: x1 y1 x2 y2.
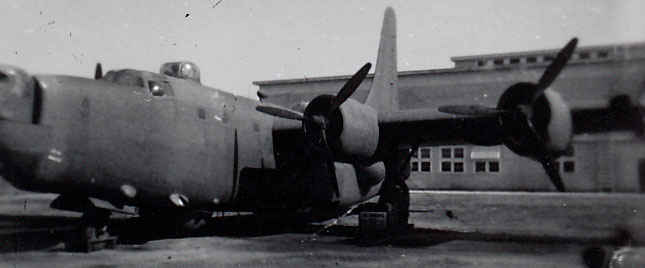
0 213 626 253
114 214 324 244
0 214 78 253
372 228 623 248
0 213 322 252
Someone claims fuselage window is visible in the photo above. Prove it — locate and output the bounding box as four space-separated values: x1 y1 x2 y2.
148 81 173 97
149 81 163 96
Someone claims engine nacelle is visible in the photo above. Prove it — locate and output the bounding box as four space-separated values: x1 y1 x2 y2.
304 96 379 164
498 83 572 159
334 162 385 206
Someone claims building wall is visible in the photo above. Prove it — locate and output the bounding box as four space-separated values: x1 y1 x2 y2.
254 43 645 192
406 135 645 192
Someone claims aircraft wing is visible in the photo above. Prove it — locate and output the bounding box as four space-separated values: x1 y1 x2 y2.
270 108 492 148
375 109 502 146
375 97 643 147
273 97 642 147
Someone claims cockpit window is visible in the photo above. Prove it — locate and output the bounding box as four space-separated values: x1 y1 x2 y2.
159 62 201 84
147 80 174 97
104 70 144 88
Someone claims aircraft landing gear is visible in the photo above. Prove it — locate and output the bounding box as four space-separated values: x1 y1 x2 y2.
65 209 117 252
358 180 411 242
358 146 413 244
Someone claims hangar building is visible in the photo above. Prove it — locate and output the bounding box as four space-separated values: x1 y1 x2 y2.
254 42 645 192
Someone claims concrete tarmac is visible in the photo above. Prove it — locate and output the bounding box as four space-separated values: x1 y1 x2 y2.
1 191 643 267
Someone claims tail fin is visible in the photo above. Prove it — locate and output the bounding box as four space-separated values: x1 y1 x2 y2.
365 7 398 112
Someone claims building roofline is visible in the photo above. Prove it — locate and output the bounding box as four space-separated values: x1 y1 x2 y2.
450 41 645 62
253 41 645 86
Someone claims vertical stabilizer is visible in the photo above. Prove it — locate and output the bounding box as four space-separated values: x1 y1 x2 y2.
365 7 398 112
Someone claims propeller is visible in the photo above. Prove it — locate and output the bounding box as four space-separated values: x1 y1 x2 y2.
256 103 305 121
256 62 372 125
542 158 566 192
437 38 578 192
327 63 372 116
94 63 103 80
535 38 577 95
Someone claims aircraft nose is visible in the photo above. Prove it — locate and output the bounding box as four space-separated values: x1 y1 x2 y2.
0 119 52 192
0 65 37 123
0 65 48 191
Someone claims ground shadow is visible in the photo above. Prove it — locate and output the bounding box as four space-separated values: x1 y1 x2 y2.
0 214 78 253
114 214 318 244
0 212 626 254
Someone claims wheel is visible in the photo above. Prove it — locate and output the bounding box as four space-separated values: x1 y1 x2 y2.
65 225 95 252
65 209 114 252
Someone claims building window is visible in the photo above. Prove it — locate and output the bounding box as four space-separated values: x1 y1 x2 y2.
470 147 502 174
473 160 500 173
475 161 486 172
421 148 431 158
510 58 520 64
527 57 537 63
597 51 609 58
454 148 464 158
493 58 504 65
579 52 590 59
411 146 431 173
556 147 576 174
544 55 555 62
489 161 500 172
440 146 465 173
441 148 451 158
441 161 451 172
421 162 431 172
454 162 464 172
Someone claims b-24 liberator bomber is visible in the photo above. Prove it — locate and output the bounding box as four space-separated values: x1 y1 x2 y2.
0 7 640 250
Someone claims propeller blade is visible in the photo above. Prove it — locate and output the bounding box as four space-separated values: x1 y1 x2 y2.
541 158 566 192
328 62 372 114
94 63 103 80
438 105 506 116
536 38 578 92
257 90 267 101
256 104 305 121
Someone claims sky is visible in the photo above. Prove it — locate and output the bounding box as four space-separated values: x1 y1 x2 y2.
1 0 644 98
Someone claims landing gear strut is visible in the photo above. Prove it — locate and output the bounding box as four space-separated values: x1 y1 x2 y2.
65 209 117 252
358 146 412 242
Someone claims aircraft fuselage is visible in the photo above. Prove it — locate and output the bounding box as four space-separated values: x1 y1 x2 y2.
1 70 277 211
